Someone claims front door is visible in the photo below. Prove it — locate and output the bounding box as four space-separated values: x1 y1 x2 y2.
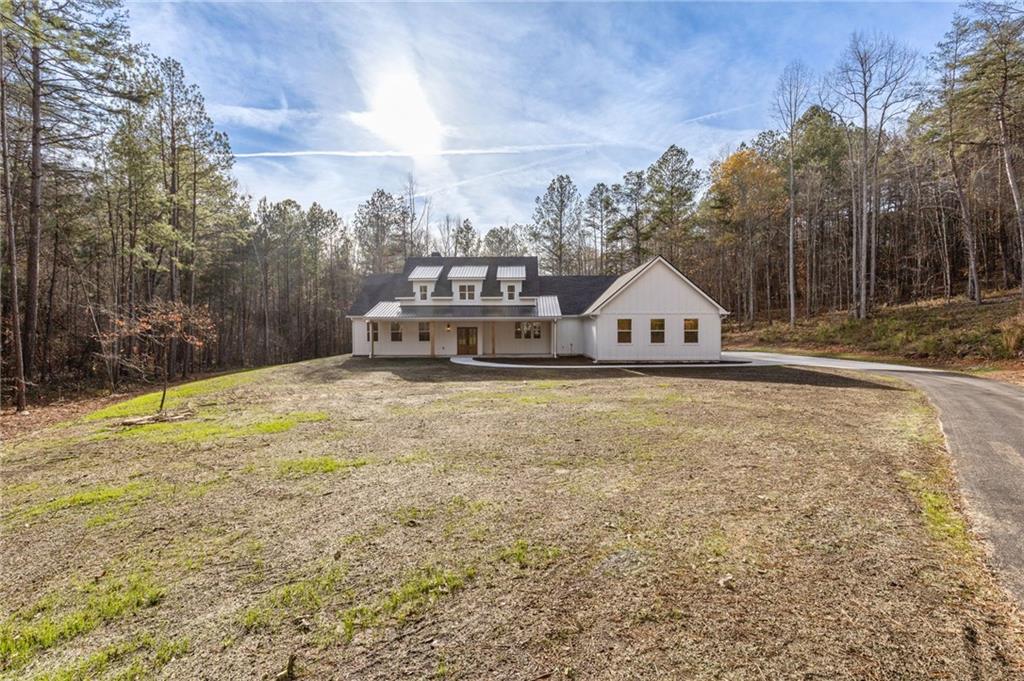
456 327 478 355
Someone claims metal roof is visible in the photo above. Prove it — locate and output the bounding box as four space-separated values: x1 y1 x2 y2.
536 296 562 317
363 301 402 318
496 265 526 280
408 265 443 281
447 265 489 280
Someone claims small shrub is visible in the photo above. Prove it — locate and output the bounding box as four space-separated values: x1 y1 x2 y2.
999 313 1024 358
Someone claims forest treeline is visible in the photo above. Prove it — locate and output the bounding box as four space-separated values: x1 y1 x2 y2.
1 0 1022 409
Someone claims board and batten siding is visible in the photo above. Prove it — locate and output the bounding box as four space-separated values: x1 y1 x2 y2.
591 259 723 362
352 319 463 357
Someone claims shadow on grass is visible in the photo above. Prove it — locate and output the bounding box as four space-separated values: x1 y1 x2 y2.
296 355 903 391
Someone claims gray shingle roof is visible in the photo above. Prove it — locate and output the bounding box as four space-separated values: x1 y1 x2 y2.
537 275 619 315
349 257 617 317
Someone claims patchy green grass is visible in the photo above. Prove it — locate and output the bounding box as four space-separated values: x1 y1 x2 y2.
5 356 1023 677
393 505 434 527
337 567 474 642
396 449 432 464
900 471 971 554
496 540 562 569
84 370 267 421
239 564 347 632
94 411 329 445
0 573 164 671
185 475 230 498
25 634 188 681
20 480 166 519
892 402 947 449
3 481 41 496
275 456 368 477
702 529 731 558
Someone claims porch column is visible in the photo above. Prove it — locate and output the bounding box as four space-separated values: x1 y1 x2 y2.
490 321 496 356
430 321 435 357
551 321 558 358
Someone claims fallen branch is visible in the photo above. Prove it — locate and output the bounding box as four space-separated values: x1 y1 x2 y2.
119 409 195 427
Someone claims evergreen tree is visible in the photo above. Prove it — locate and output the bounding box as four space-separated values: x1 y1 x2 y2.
529 174 582 274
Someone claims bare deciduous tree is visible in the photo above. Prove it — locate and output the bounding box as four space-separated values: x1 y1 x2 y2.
774 60 812 326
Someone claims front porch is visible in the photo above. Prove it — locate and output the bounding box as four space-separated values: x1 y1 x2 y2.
361 319 559 358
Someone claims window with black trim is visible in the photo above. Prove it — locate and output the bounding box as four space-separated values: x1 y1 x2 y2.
683 318 699 344
650 318 665 343
617 319 632 343
419 285 428 301
390 322 402 342
418 322 430 342
367 322 378 342
507 284 515 300
459 284 476 300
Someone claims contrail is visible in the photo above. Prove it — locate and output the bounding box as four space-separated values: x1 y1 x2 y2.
415 148 590 198
235 142 599 159
679 103 755 124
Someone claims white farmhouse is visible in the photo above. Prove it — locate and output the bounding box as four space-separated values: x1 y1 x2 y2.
349 255 728 362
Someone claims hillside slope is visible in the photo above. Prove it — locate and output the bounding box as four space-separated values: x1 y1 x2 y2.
725 293 1024 364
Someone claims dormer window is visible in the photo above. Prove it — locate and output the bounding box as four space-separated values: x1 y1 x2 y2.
459 284 476 301
419 284 428 301
507 284 515 301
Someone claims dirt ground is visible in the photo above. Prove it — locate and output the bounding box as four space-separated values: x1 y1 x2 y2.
2 356 1023 680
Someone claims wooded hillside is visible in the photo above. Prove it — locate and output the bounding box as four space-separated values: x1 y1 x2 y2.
2 0 1022 409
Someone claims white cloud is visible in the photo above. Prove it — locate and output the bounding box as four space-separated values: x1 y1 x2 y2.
128 1 958 227
207 104 318 133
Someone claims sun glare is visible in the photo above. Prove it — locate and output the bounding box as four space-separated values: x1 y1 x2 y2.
350 66 446 157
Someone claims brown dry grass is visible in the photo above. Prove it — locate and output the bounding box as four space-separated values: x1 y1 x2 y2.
2 356 1022 680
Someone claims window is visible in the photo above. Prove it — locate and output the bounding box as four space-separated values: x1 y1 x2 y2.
419 285 428 301
390 322 402 342
617 319 632 343
366 322 378 342
684 318 699 344
418 322 430 342
650 318 665 343
459 284 476 300
514 322 541 339
507 284 516 301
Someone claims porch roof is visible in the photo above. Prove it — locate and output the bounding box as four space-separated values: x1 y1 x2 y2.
362 301 561 320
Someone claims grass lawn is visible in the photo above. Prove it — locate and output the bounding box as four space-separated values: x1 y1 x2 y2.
2 357 1023 679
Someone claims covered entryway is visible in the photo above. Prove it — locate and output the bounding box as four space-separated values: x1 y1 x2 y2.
456 326 478 355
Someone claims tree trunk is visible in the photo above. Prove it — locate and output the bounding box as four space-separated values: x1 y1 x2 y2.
24 13 43 380
787 134 796 326
1 26 27 411
997 115 1024 303
860 104 870 319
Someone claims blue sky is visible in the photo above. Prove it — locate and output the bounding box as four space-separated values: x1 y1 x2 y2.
128 2 959 229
